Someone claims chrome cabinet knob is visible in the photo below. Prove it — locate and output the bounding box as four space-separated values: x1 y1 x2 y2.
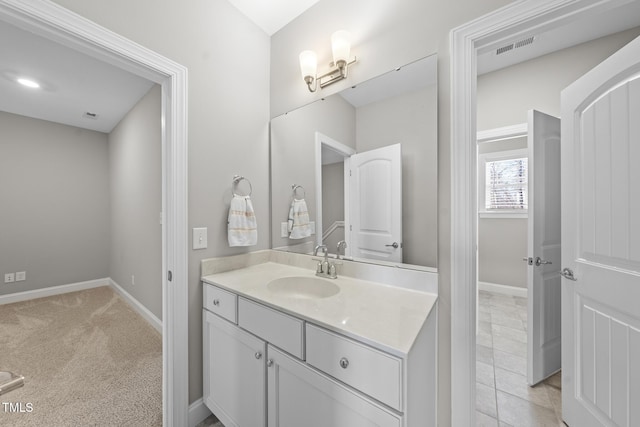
339 357 349 369
213 299 220 306
255 352 262 360
267 359 274 367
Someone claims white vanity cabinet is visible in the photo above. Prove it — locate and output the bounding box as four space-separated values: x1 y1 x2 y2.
203 310 267 427
267 345 402 427
203 280 437 427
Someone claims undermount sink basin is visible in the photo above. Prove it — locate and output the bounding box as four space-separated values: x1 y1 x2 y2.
267 276 340 299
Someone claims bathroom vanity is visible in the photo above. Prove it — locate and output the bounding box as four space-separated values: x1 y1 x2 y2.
201 251 438 427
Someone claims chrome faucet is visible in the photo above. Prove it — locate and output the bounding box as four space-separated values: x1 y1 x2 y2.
336 240 347 259
313 244 337 279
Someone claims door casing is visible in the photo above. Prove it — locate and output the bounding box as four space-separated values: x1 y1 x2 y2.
0 1 190 425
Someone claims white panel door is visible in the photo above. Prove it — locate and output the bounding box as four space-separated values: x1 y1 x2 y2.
349 143 402 262
561 35 640 426
526 110 562 386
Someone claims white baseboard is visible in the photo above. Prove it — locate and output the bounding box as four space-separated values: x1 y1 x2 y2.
0 278 110 306
109 279 162 334
478 281 528 298
188 398 212 427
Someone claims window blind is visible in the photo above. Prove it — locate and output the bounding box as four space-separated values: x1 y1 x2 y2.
485 158 528 210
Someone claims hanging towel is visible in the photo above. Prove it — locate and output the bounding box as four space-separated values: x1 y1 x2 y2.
228 195 257 247
288 199 311 239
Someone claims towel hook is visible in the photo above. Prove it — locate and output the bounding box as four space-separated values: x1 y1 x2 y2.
233 175 252 197
292 184 306 200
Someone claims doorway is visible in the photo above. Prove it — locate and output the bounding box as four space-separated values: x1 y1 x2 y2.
0 2 189 425
451 0 640 425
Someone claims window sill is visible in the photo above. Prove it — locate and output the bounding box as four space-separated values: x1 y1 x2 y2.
479 211 528 219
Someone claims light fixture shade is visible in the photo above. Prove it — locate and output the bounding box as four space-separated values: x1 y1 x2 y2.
299 50 317 80
331 30 351 65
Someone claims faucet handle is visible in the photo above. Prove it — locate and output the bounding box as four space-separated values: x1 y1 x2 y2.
328 263 337 278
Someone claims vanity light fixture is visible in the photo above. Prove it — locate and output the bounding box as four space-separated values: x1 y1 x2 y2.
16 77 40 89
299 30 357 93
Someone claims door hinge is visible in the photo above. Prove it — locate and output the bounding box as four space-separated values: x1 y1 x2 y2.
167 270 173 282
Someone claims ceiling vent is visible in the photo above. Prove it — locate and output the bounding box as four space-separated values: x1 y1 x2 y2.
83 111 99 120
496 36 536 55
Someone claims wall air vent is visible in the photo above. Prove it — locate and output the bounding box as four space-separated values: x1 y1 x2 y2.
514 36 535 49
496 44 514 55
83 111 99 120
496 36 536 55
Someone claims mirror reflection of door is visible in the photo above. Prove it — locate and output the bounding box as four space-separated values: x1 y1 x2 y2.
349 143 403 263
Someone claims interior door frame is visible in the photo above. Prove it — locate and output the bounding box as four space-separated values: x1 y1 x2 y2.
0 1 189 425
449 0 635 425
314 132 356 249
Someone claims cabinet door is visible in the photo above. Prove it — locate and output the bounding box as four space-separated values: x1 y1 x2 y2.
267 345 401 427
203 310 266 427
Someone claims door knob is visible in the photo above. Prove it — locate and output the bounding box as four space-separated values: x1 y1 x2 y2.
385 242 399 249
535 257 552 266
561 268 577 281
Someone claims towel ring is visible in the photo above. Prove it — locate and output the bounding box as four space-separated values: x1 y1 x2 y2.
233 175 252 197
292 184 306 200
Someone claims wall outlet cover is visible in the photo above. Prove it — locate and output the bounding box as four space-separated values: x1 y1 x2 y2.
15 271 26 282
281 222 288 238
193 227 208 250
4 273 15 283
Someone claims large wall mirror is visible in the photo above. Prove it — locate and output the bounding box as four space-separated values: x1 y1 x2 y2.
271 54 437 270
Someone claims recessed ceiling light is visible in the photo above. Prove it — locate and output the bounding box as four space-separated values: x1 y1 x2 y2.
17 77 40 89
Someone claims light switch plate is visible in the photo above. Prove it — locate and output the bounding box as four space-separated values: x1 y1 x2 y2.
15 271 26 282
193 227 208 250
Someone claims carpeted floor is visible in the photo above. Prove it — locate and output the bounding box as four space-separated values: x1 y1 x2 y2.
0 286 162 426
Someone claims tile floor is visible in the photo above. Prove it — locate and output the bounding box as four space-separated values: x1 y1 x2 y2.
476 290 564 426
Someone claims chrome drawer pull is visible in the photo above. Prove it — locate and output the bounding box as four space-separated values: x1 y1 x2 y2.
339 357 349 369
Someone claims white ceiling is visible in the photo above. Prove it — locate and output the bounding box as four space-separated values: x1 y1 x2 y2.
0 20 154 133
227 0 321 35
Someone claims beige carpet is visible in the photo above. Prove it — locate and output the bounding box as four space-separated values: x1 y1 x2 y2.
0 286 162 426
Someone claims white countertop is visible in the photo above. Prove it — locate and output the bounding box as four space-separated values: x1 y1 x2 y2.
202 261 437 357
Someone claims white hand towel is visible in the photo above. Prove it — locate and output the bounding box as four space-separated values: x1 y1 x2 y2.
228 195 257 247
287 199 311 239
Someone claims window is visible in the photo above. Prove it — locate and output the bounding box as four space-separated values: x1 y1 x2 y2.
479 149 528 217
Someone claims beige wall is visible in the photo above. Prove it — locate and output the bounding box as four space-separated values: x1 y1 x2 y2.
53 0 272 403
0 111 110 295
108 85 162 319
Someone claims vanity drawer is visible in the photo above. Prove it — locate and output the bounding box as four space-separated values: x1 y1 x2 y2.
203 283 237 323
305 324 402 411
238 297 304 359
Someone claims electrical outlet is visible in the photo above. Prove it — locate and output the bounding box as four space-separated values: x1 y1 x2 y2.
4 273 15 283
15 271 26 282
